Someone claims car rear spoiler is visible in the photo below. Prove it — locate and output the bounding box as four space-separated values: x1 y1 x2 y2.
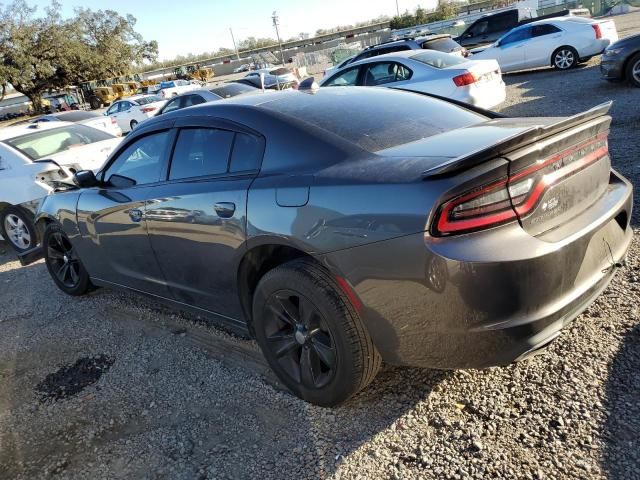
422 102 613 178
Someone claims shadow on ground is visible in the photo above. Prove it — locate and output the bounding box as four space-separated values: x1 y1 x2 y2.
603 323 640 479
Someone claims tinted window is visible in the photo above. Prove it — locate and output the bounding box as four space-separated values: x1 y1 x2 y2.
106 103 119 115
324 67 359 86
490 12 518 32
468 20 488 36
209 83 256 97
500 27 532 45
532 24 561 36
6 124 113 160
54 111 100 122
104 131 171 186
161 97 182 114
411 51 465 68
169 128 234 180
182 94 207 108
362 62 412 86
230 133 262 172
420 37 462 53
263 89 485 152
119 102 133 112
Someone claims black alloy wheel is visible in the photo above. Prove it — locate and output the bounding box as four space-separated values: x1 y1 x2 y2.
44 224 93 296
263 290 337 389
253 259 381 406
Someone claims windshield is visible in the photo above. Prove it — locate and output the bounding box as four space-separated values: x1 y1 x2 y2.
5 124 113 160
411 50 465 68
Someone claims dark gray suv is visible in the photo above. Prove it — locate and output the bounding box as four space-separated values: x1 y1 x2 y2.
28 88 632 406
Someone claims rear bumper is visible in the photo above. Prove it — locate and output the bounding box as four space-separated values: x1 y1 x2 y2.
460 80 506 110
322 171 633 369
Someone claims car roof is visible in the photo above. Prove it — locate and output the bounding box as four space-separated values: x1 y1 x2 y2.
345 48 453 67
0 121 76 141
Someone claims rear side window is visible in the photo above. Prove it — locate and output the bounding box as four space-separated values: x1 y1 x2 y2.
411 51 465 68
230 133 262 172
169 128 234 180
532 24 562 36
182 94 207 108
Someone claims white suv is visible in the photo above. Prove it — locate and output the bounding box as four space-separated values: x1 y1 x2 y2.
0 122 122 254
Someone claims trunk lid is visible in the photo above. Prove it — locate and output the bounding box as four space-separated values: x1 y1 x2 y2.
595 19 618 43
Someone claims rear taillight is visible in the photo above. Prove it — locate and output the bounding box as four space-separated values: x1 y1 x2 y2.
452 72 478 87
141 106 157 113
432 134 609 236
592 24 602 39
110 117 117 124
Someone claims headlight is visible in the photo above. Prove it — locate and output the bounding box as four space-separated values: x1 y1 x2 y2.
604 48 623 56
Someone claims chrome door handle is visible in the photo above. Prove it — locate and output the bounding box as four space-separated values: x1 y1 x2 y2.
214 202 236 218
128 209 143 222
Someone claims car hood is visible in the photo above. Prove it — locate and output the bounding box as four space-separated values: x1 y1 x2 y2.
47 137 122 172
609 33 640 49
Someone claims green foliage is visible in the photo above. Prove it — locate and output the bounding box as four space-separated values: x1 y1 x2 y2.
389 1 458 29
0 0 157 112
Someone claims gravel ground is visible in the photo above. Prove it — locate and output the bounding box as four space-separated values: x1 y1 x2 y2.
1 12 639 480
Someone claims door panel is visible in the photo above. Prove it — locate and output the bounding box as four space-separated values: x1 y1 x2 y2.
144 178 252 319
75 186 171 296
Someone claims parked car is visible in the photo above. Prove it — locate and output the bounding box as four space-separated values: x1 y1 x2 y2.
233 64 252 73
155 84 257 117
600 33 640 87
455 7 582 48
25 88 632 406
471 17 618 72
136 84 161 96
0 122 122 253
157 79 199 98
320 50 505 109
104 95 167 133
14 110 122 137
243 68 299 89
323 35 468 79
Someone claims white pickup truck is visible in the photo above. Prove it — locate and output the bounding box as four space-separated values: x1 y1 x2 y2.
156 80 200 99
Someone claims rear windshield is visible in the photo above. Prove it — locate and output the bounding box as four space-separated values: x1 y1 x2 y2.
411 50 466 68
54 111 100 122
420 37 463 52
264 88 485 152
5 124 113 160
135 95 162 105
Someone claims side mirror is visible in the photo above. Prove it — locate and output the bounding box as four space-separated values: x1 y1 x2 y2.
73 170 98 188
298 76 319 93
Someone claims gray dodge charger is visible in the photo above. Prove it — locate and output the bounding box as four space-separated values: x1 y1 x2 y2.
25 87 632 406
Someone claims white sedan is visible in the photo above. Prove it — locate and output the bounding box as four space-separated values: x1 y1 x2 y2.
319 50 506 110
0 122 122 253
104 95 167 134
471 17 618 72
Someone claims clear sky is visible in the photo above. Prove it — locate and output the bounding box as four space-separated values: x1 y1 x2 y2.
30 0 436 60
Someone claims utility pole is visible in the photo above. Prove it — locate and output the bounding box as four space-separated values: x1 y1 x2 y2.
272 11 286 66
229 28 240 60
395 0 400 16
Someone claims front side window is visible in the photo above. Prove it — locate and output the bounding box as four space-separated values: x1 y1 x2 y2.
5 124 114 160
468 20 488 36
500 27 532 46
169 128 234 180
182 94 207 108
103 131 171 186
119 102 133 112
106 103 119 115
324 67 359 87
362 62 412 86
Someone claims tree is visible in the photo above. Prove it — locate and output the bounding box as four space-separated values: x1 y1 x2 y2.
0 0 158 113
432 0 458 21
0 1 78 110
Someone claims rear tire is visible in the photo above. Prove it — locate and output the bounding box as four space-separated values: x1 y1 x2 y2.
43 223 93 296
89 97 102 110
252 259 381 406
0 206 36 253
625 52 640 87
552 46 578 70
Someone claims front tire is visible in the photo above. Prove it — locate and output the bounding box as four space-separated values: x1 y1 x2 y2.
252 259 381 406
625 52 640 87
552 46 578 70
0 206 36 253
130 119 138 130
43 223 93 296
